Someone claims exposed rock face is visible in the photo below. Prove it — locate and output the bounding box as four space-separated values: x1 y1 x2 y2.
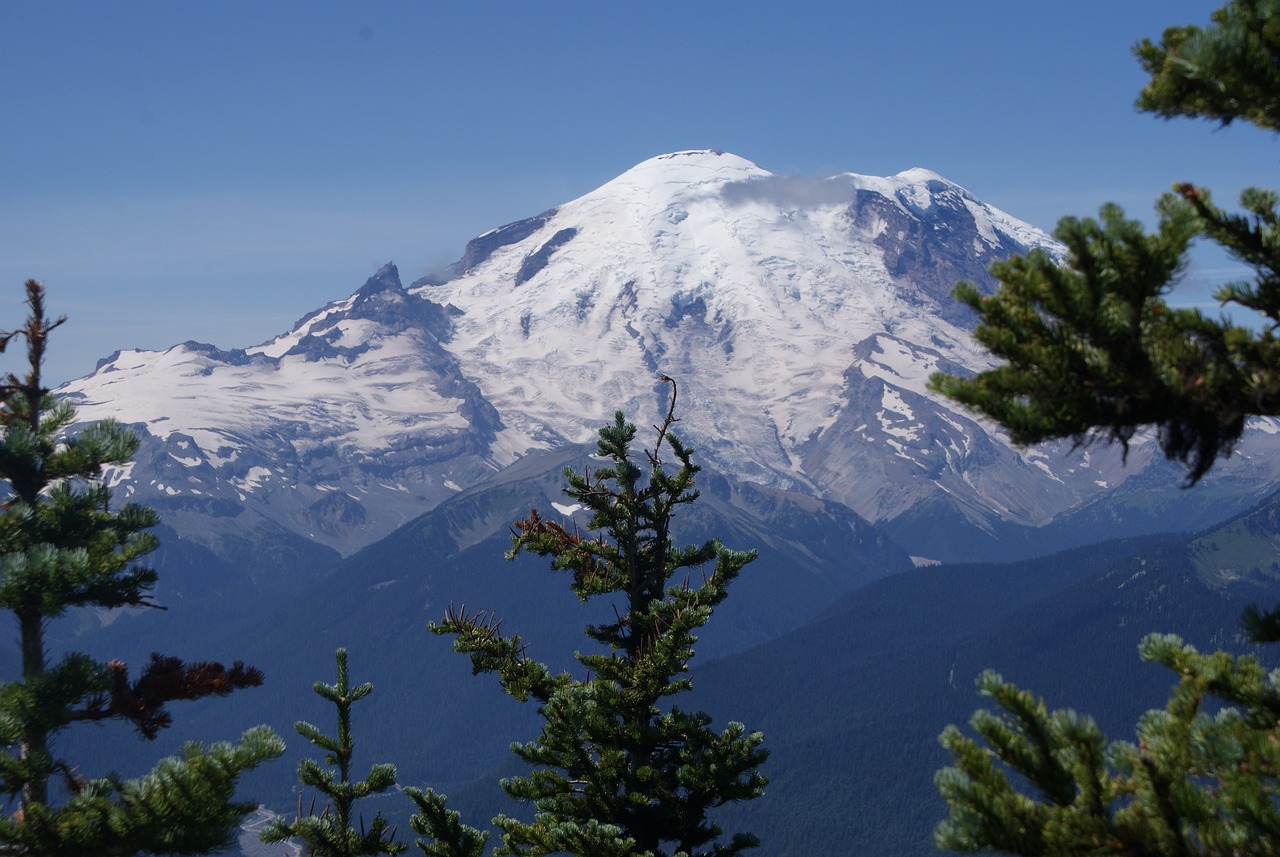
516 228 578 286
847 179 1028 326
419 209 558 283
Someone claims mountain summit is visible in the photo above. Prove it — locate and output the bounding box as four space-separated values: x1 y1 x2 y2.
60 151 1280 562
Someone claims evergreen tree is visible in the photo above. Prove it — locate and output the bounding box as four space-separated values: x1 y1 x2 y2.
0 280 283 855
404 785 487 857
929 3 1280 852
261 648 404 857
424 379 767 857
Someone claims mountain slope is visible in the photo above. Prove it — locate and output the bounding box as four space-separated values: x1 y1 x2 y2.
58 150 1280 564
51 445 911 808
686 491 1280 855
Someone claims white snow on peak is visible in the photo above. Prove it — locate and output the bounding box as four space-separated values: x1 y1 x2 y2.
407 151 1051 481
62 149 1248 554
896 166 957 184
573 150 772 225
66 333 469 454
611 150 766 184
249 292 361 359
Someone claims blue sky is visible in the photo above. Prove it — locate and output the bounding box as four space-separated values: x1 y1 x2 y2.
2 1 1274 383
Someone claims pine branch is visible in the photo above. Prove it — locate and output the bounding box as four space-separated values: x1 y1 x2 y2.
72 654 265 739
406 787 488 857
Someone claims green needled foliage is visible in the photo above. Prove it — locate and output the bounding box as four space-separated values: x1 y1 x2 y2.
930 0 1280 487
936 636 1280 855
261 648 405 856
929 0 1280 640
404 786 488 857
1135 0 1280 131
926 196 1243 483
426 379 767 857
0 280 283 855
932 4 1280 852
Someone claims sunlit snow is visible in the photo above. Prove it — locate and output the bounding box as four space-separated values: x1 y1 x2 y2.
54 148 1280 553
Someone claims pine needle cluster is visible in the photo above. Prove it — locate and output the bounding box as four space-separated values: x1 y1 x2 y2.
937 636 1280 855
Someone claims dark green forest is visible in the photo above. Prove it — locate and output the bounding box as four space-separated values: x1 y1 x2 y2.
33 484 1280 855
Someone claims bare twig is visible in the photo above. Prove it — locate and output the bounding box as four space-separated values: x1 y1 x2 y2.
650 374 679 464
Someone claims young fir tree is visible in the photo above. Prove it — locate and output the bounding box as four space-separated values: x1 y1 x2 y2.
0 280 284 856
261 648 404 857
929 3 1280 852
423 379 767 857
404 781 487 857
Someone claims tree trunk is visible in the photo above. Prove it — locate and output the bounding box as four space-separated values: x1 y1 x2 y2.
19 609 47 812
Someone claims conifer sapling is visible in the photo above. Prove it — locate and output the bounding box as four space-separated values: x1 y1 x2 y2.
425 378 767 857
261 647 405 856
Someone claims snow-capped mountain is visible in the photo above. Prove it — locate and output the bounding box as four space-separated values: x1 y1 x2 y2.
59 150 1280 561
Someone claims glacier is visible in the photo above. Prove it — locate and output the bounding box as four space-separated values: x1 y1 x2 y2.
58 150 1280 562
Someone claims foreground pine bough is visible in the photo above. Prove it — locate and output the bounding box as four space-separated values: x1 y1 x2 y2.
932 2 1280 852
0 280 282 856
936 636 1280 853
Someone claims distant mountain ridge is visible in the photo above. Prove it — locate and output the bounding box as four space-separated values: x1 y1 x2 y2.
666 488 1280 854
77 468 1280 857
57 150 1280 565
